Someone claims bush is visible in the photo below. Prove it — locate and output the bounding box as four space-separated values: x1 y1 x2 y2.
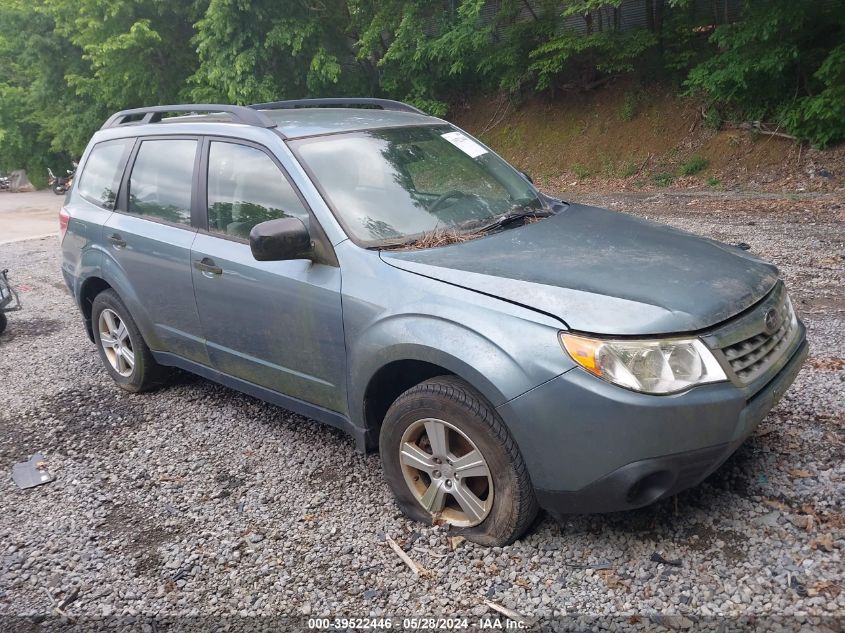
620 90 639 121
702 108 723 131
779 43 845 147
680 156 709 176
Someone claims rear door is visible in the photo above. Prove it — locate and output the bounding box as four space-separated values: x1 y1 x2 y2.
190 138 346 413
102 136 209 364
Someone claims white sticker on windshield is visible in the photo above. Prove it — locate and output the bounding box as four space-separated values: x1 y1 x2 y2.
441 131 488 158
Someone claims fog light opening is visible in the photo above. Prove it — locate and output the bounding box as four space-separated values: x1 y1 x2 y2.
626 470 674 506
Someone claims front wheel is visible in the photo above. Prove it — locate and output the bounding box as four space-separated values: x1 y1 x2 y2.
380 376 538 546
52 183 66 195
0 312 7 335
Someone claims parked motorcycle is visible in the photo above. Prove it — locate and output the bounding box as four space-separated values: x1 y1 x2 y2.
48 162 76 195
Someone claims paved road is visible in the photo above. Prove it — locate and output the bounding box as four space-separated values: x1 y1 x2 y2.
0 190 63 244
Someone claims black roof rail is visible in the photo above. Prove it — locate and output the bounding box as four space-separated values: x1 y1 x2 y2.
100 104 276 130
249 98 425 115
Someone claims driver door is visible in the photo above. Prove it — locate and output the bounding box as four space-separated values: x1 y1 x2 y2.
190 138 347 414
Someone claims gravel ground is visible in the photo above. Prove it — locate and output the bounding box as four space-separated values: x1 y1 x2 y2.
0 190 843 632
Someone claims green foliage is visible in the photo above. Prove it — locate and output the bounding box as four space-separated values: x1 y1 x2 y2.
685 0 845 145
191 0 362 104
620 89 645 121
706 177 722 189
680 155 709 175
780 43 845 148
618 161 639 178
702 108 722 131
0 0 843 182
652 172 673 186
529 29 657 91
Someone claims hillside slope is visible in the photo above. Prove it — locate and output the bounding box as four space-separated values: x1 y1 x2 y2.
451 81 845 194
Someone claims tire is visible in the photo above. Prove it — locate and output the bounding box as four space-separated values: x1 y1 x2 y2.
52 184 65 195
0 312 7 335
91 289 168 392
380 376 538 547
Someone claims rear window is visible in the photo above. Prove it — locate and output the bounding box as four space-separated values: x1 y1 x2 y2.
77 138 134 209
127 139 197 226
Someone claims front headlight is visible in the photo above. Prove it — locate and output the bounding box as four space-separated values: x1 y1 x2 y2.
560 333 727 394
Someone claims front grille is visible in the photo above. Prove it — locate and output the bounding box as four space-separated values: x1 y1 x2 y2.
719 293 797 385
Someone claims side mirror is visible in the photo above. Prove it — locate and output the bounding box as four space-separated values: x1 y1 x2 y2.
249 217 312 262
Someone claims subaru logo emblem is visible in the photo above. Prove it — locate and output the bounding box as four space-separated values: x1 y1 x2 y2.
764 308 781 335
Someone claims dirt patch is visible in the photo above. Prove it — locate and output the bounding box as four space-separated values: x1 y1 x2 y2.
807 357 845 371
684 524 747 563
101 503 177 574
34 385 149 454
0 316 62 341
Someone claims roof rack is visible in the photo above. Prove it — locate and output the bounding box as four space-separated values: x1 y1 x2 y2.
100 104 276 130
249 98 425 115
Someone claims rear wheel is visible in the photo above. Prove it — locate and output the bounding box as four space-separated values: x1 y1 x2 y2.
380 376 537 546
0 312 7 335
91 289 167 392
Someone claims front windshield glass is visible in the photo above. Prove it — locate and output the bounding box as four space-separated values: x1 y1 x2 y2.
290 125 542 246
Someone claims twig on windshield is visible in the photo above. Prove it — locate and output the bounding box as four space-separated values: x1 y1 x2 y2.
379 227 484 251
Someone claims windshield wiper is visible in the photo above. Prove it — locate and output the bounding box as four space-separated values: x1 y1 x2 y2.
469 207 553 233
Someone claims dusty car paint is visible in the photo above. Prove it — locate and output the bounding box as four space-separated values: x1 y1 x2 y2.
382 204 780 336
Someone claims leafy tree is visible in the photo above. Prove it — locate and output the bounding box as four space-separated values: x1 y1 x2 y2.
1 0 844 180
190 0 366 104
685 0 845 145
526 1 659 91
0 0 204 182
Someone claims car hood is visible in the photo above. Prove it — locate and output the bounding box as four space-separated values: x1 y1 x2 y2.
379 203 779 335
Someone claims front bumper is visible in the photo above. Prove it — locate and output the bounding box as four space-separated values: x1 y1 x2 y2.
497 329 808 515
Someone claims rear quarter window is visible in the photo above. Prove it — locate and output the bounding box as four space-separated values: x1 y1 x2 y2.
77 138 134 209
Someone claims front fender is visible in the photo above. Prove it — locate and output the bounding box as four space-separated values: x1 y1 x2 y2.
338 243 575 430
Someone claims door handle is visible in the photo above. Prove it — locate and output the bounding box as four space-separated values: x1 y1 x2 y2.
194 257 223 276
108 233 126 248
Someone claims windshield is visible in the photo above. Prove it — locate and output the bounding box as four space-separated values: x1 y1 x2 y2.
290 125 542 246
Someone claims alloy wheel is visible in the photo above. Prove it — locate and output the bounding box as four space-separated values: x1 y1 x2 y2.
399 418 494 527
98 308 135 377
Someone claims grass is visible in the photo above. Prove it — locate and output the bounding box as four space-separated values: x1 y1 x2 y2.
620 87 649 122
571 162 591 179
680 155 710 176
621 91 638 121
618 161 639 178
706 177 722 189
703 108 722 131
652 172 673 187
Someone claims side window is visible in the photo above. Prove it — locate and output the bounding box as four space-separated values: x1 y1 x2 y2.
127 139 197 225
207 141 308 239
77 138 134 209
